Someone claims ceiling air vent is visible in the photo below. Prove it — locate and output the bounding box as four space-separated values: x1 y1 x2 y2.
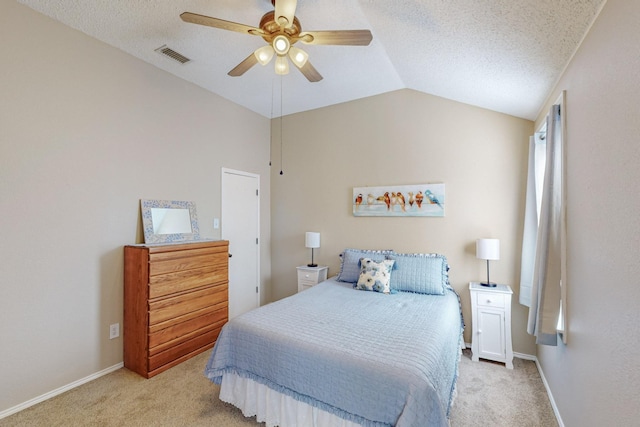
155 45 191 64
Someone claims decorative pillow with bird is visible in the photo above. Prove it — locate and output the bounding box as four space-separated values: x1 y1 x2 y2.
355 258 395 294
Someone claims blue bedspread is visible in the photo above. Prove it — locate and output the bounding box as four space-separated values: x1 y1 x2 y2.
205 277 464 427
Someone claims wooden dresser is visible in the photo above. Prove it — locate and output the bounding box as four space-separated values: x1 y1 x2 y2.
124 240 229 378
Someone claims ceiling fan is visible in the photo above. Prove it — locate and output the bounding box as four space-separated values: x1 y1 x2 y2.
180 0 373 82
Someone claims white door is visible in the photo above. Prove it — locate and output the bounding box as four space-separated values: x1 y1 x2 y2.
221 168 260 319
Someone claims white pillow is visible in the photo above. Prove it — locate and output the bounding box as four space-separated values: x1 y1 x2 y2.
355 258 395 294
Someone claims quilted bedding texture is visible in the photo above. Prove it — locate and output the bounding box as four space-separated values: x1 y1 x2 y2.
205 277 464 427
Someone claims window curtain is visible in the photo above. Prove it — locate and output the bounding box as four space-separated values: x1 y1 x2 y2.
525 104 564 346
519 134 546 307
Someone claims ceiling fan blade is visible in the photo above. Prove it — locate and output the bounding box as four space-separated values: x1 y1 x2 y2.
299 30 373 46
228 53 260 77
180 12 264 36
294 60 323 82
274 0 297 29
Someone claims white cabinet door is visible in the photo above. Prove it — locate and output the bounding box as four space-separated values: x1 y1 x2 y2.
477 308 506 360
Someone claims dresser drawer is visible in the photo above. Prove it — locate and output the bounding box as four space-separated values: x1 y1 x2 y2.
475 291 506 309
149 247 228 276
298 277 319 287
148 284 227 325
149 265 228 299
298 270 320 286
148 304 227 351
148 327 223 372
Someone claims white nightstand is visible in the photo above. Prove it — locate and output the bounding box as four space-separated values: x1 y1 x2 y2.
469 282 514 369
296 265 328 293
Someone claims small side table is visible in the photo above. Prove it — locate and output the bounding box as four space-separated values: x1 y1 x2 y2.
469 282 514 369
296 265 328 293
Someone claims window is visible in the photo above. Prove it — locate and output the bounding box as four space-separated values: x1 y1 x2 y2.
520 91 566 345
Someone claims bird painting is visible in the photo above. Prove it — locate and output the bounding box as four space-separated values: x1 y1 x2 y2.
352 184 444 217
383 192 391 210
390 192 398 209
425 190 443 208
396 192 406 212
355 193 363 210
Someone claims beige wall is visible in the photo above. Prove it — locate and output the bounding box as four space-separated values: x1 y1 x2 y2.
270 89 536 355
533 0 640 424
10 0 637 422
0 2 270 413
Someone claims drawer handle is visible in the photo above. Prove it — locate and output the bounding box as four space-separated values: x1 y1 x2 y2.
486 299 492 304
305 274 310 278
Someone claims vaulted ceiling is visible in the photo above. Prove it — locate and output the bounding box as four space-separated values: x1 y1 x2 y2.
18 0 605 120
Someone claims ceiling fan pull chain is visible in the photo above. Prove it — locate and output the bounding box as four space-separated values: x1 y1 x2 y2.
269 78 275 167
280 74 284 176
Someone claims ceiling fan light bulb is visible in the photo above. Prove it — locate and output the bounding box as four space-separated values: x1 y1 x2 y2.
255 45 274 65
288 47 308 67
275 55 290 75
273 35 290 55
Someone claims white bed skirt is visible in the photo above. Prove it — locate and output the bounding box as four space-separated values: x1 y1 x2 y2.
219 372 363 427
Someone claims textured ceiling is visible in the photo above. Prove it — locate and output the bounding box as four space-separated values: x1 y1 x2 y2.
18 0 605 120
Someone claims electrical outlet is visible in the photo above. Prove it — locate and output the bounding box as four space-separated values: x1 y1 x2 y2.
109 323 120 339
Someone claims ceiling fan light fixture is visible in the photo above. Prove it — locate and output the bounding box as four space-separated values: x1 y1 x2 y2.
181 0 373 83
255 45 275 65
273 35 291 55
275 55 290 75
288 46 308 67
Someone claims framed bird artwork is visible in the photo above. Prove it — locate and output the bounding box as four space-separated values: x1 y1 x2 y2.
352 183 445 217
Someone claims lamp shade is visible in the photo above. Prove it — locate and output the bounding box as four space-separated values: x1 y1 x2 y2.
288 46 309 68
254 45 275 65
305 232 320 249
274 55 289 75
476 238 500 260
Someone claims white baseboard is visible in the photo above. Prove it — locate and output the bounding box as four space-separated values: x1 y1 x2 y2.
533 358 565 427
513 351 536 361
464 343 563 426
0 362 124 420
463 343 536 361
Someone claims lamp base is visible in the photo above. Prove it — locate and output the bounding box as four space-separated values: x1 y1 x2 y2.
480 282 497 287
307 263 318 267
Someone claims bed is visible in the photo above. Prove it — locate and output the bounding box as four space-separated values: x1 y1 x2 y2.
205 250 464 427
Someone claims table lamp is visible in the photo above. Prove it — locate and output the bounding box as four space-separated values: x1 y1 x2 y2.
305 232 320 267
476 238 500 287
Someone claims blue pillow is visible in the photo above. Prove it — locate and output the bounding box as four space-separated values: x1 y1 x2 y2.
337 248 394 283
387 252 449 295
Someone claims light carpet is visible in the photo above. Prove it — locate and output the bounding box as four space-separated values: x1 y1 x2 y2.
1 349 557 426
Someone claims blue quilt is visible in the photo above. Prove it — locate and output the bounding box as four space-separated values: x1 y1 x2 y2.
205 277 464 427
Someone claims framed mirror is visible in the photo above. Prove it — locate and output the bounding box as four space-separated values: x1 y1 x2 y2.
141 199 200 244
